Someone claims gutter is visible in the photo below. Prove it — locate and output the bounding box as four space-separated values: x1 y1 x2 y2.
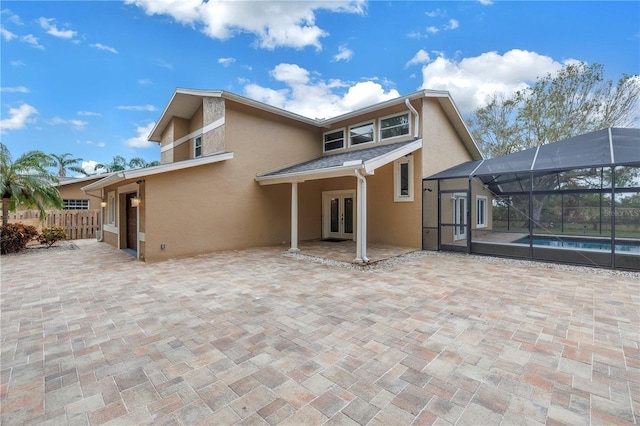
405 99 420 138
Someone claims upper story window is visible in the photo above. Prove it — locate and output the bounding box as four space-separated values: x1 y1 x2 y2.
380 112 410 140
194 135 202 158
349 121 374 147
63 199 89 210
323 129 345 152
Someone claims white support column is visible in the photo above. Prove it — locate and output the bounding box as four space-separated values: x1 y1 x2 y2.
355 176 363 263
354 169 369 263
289 182 300 252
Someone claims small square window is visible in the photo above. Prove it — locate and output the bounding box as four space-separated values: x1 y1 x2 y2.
394 156 414 202
194 135 202 158
349 122 374 146
323 129 345 152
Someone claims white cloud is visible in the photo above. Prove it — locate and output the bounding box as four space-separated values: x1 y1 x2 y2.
405 49 431 68
478 0 493 5
425 9 444 18
0 86 29 93
82 140 106 148
117 104 157 112
20 34 44 49
38 17 77 39
80 160 99 176
218 57 236 67
244 63 399 119
125 0 365 50
126 122 155 148
46 116 87 129
91 43 118 54
78 111 102 117
138 78 152 85
0 103 37 132
156 59 174 70
445 19 459 30
1 9 23 25
420 49 568 113
332 45 353 62
1 26 16 40
10 60 24 67
426 26 439 34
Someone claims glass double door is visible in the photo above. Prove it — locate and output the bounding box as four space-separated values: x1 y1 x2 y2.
323 190 355 240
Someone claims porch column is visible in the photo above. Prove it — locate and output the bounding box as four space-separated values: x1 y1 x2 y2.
289 182 300 252
355 170 368 263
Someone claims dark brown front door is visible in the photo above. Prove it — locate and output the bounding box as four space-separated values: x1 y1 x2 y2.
126 193 137 251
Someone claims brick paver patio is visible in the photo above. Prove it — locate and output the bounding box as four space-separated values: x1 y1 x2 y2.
1 240 638 425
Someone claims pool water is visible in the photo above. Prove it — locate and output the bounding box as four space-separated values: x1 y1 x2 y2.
515 236 640 253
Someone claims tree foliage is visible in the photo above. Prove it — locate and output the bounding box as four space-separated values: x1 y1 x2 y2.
0 143 64 226
94 156 160 173
48 152 85 177
470 62 640 158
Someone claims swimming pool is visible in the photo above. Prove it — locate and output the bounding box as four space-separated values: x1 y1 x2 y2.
514 236 640 253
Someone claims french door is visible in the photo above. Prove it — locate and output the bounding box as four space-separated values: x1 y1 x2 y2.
323 190 355 240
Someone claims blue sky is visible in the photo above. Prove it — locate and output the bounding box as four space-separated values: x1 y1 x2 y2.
1 1 638 175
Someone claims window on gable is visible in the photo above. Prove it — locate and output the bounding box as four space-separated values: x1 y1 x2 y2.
63 199 89 210
194 135 202 158
476 196 488 228
394 156 414 202
323 129 345 152
380 112 410 140
349 122 374 146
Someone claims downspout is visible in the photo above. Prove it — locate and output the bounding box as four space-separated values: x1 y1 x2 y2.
405 98 419 138
355 168 369 263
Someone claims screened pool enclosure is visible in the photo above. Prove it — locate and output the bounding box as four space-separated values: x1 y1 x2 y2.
423 128 640 270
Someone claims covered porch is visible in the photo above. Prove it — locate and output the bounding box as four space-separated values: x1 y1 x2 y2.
256 139 423 264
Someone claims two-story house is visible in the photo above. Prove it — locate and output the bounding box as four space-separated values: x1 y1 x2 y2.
82 89 482 262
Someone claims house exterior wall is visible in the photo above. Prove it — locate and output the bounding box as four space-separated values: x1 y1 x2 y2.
173 117 191 162
421 98 473 177
367 150 423 248
139 100 321 261
96 91 478 261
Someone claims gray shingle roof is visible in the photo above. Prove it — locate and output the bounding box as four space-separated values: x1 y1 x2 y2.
263 140 416 177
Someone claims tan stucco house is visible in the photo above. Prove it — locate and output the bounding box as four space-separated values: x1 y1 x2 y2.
82 89 482 262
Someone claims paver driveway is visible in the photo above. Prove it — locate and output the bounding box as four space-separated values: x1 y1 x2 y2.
1 240 639 425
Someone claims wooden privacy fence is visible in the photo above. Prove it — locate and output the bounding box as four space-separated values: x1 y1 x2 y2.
7 210 101 240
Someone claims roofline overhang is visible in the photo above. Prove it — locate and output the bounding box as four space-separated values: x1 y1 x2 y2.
255 139 422 186
81 152 234 192
149 89 321 142
54 173 116 187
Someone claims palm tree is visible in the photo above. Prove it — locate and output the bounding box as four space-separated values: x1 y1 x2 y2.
95 155 127 173
0 143 63 226
48 153 85 177
128 157 160 169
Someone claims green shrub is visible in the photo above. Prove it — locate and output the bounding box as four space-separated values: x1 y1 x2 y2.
38 226 67 248
1 223 39 254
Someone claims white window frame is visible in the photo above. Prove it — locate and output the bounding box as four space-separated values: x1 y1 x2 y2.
393 155 414 202
379 111 411 141
107 191 116 224
349 121 375 147
323 128 345 153
476 195 488 228
194 135 202 158
63 199 90 210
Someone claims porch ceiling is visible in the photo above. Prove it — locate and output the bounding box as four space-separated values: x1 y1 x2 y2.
255 139 422 185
